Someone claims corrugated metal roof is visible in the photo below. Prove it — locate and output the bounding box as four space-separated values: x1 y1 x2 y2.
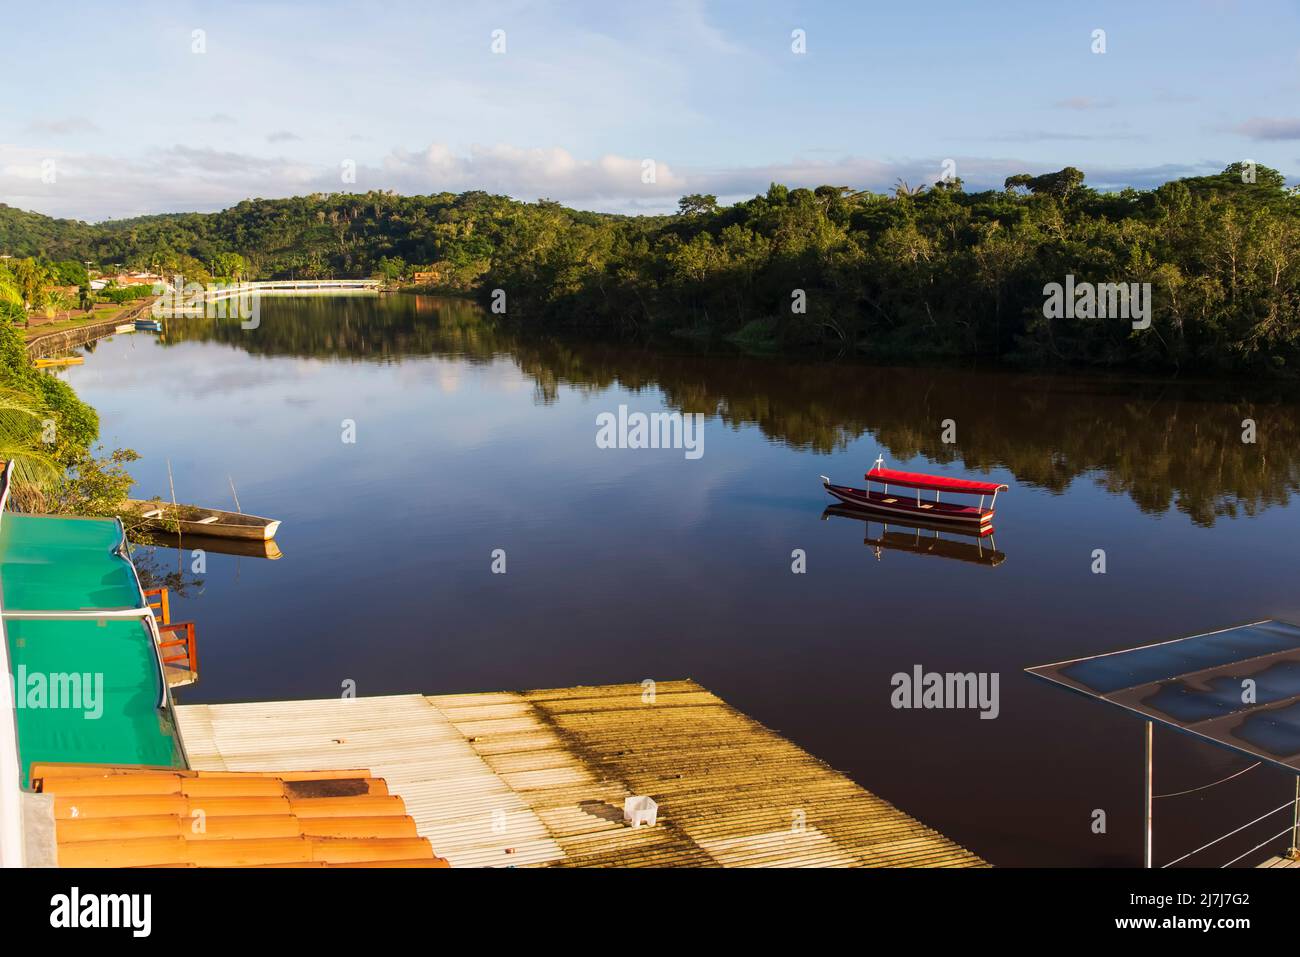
178 682 985 868
176 694 564 867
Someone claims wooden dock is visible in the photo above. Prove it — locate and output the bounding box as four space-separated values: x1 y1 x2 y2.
176 680 984 868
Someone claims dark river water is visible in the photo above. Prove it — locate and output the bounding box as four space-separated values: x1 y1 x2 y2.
62 294 1300 867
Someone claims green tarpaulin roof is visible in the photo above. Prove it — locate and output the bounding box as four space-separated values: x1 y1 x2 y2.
1 512 185 787
0 513 142 611
8 620 181 786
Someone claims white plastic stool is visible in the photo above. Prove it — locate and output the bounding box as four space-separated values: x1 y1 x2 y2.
624 795 658 828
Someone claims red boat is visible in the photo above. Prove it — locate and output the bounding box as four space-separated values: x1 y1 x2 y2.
820 457 1007 530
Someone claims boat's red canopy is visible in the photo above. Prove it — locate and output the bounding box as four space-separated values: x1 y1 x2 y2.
866 467 1007 495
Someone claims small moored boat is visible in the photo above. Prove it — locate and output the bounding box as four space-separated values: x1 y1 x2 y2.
134 319 163 332
821 456 1007 530
124 499 281 541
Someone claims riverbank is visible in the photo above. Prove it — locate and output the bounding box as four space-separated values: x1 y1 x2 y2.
24 298 156 358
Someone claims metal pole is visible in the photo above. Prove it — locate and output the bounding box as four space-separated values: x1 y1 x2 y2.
1144 721 1154 868
1290 776 1299 859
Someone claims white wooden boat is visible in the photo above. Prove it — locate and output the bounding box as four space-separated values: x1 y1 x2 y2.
124 499 281 541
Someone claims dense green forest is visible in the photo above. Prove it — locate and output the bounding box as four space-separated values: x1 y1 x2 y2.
3 162 1299 374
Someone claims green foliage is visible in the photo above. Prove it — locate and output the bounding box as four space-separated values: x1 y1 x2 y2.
375 255 407 281
3 257 52 309
477 164 1300 375
99 285 155 303
0 309 98 466
209 251 246 280
0 272 21 307
43 448 139 519
0 205 96 258
35 376 98 457
49 260 89 286
0 385 60 498
2 165 1299 374
677 194 719 216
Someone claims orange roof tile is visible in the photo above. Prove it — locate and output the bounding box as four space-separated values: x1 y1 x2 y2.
31 763 449 868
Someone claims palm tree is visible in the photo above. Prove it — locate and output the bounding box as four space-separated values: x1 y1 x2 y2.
0 275 22 308
893 179 927 199
0 386 60 511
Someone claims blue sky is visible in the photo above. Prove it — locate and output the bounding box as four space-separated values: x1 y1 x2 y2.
4 0 1299 220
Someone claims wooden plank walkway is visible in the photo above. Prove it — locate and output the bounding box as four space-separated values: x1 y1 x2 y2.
1257 855 1299 868
177 680 984 868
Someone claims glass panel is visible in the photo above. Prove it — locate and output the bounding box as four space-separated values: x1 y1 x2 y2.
1060 622 1300 694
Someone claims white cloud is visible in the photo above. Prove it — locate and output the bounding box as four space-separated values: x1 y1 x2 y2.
1052 97 1116 111
0 141 1238 222
376 144 687 202
25 116 100 135
1232 117 1300 141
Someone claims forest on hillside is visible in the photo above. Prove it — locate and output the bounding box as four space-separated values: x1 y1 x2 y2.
2 163 1299 375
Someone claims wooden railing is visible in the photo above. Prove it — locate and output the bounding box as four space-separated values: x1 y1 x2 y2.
157 621 198 678
144 587 198 685
143 587 171 625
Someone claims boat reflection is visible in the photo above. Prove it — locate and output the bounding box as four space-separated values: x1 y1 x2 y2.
821 505 1006 567
133 531 284 560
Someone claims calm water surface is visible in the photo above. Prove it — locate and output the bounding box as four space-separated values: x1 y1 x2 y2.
63 295 1300 867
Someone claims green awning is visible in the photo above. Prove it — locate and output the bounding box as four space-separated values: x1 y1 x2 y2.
0 511 185 786
7 619 181 786
0 513 142 611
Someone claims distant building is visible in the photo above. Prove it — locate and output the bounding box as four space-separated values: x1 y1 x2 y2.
413 270 440 283
116 272 165 286
99 272 168 288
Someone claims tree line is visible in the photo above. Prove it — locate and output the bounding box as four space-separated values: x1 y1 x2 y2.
2 163 1298 375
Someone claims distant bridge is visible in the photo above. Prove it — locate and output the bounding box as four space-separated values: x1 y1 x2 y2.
198 279 382 302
